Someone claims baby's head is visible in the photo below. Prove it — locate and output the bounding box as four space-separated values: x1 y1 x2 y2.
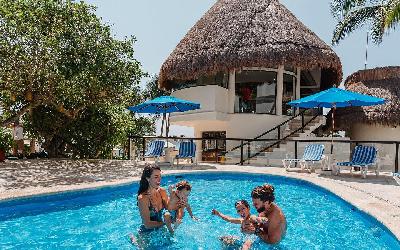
175 180 192 199
235 200 251 219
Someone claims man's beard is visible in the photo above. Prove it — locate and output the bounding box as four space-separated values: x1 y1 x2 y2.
256 206 265 213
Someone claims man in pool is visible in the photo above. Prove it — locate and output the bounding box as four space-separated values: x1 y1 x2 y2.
242 184 286 248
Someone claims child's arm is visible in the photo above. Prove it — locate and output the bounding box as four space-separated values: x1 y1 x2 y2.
249 215 269 225
212 209 242 224
168 184 175 195
241 239 253 250
186 203 198 221
176 207 184 221
166 185 176 210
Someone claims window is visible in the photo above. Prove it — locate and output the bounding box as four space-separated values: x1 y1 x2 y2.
172 72 228 90
201 131 226 162
235 70 277 114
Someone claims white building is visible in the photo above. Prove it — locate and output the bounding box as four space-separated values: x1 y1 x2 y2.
158 0 342 162
336 66 400 171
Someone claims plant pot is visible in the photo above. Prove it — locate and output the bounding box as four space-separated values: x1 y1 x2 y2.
0 150 5 162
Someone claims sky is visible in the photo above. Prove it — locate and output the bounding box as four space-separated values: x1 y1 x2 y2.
85 0 400 136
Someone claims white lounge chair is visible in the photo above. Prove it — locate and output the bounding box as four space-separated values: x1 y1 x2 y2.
283 144 326 172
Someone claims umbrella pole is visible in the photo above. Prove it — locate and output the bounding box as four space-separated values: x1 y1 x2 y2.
330 105 336 154
166 113 170 138
166 113 170 163
161 113 166 137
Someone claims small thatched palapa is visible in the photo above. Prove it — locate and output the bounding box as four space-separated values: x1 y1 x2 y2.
159 0 342 89
336 66 400 129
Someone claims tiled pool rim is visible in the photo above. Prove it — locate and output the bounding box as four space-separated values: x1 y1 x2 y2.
0 168 399 242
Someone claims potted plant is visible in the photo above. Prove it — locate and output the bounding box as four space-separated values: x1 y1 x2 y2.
0 127 13 162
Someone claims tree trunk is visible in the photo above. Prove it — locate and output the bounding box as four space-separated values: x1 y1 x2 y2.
43 136 66 158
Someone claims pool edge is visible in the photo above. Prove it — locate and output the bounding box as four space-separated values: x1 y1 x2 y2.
0 167 399 241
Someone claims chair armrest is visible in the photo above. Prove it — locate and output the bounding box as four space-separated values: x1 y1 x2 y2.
321 155 329 169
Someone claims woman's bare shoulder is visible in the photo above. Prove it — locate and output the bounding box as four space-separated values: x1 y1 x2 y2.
137 193 149 203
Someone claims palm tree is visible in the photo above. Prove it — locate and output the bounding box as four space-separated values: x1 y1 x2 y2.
331 0 400 45
385 0 400 28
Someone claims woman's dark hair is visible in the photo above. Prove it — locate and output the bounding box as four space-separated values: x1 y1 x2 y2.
251 184 275 203
137 164 161 198
176 180 191 191
235 200 250 209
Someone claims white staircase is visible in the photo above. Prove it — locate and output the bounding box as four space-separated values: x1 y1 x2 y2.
225 116 327 165
253 116 327 166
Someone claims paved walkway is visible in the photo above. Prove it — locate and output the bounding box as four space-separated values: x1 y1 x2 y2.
0 160 213 200
0 160 399 240
0 159 140 191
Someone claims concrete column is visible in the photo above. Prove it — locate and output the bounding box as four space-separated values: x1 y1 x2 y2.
129 138 136 161
296 67 301 115
228 70 235 113
194 129 202 162
276 65 284 116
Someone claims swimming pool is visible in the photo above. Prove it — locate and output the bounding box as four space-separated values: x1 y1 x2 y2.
0 172 399 249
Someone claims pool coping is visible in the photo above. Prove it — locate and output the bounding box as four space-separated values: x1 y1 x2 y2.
0 165 399 241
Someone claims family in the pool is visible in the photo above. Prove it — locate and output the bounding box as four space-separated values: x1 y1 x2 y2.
132 164 287 249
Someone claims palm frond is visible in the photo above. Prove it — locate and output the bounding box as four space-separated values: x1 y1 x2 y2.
330 0 367 19
370 5 387 43
332 5 383 45
385 0 400 29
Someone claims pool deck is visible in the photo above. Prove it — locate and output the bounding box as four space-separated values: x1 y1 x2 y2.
0 160 399 240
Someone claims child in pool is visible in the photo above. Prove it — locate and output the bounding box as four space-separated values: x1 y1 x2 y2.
164 180 198 234
212 200 259 249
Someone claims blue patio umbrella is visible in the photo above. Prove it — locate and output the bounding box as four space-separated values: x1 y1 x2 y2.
288 87 385 109
128 96 200 136
288 87 385 152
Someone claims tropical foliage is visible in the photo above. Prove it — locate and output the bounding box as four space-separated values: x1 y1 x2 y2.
0 0 154 158
143 75 171 101
0 127 13 152
331 0 400 44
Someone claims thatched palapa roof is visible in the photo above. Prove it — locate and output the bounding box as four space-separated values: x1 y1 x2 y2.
336 66 400 129
159 0 342 89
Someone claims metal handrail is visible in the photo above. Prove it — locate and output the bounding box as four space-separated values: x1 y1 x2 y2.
131 109 322 165
253 109 308 140
243 112 320 163
222 108 320 161
128 135 400 173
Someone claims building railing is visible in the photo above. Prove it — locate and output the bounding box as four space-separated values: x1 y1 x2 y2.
221 108 321 162
128 135 400 174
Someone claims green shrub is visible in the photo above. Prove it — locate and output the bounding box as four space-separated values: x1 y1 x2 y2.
0 127 13 152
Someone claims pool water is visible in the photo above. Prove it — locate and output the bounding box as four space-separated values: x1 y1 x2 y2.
0 172 399 249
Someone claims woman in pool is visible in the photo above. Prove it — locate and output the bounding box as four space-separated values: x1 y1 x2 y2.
212 200 257 249
130 164 170 245
136 164 169 231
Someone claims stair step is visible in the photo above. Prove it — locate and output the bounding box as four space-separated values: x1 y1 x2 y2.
231 116 326 163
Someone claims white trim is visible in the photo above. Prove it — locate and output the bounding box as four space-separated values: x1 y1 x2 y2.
242 66 297 77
